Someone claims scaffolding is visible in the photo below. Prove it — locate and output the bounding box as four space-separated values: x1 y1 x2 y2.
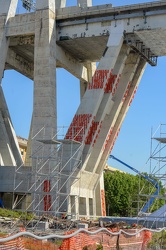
13 126 84 220
149 124 166 186
139 124 166 215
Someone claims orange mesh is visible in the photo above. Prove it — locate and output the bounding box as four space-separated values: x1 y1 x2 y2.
0 229 152 250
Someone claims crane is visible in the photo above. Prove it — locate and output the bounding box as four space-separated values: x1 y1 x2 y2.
109 155 160 214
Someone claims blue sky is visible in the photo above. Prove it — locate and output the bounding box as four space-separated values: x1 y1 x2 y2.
2 0 166 174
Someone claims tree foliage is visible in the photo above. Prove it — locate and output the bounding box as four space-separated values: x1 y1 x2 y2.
104 171 165 217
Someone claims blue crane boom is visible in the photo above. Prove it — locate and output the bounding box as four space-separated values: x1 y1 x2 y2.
109 155 160 213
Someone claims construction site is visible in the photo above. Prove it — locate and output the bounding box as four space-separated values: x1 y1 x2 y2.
1 0 166 249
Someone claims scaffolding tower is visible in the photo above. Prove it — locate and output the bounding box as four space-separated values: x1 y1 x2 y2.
13 126 84 220
149 124 166 185
140 123 166 215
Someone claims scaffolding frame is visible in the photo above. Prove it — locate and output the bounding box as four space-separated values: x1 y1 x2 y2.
140 123 166 215
13 126 84 221
149 124 166 184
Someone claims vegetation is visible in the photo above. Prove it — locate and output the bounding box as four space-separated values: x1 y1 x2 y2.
0 207 34 221
82 243 103 250
147 231 166 249
104 171 165 217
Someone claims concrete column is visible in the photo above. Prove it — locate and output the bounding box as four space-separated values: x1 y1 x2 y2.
86 196 90 218
68 195 79 219
75 195 79 219
79 197 86 216
0 0 22 167
55 0 66 8
77 0 92 7
95 172 105 216
36 0 66 10
0 0 18 16
89 198 93 216
32 0 57 212
33 0 56 142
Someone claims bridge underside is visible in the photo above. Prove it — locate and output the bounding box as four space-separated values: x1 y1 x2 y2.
0 0 166 218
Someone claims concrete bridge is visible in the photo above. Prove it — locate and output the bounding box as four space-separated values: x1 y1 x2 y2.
0 0 166 218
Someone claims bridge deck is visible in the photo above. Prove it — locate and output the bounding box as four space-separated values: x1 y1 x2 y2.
5 0 166 75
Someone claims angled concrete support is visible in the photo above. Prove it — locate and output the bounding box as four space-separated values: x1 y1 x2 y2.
65 21 125 217
0 0 22 167
80 62 96 99
99 58 147 171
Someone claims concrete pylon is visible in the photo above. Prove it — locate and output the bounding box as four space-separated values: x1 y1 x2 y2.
99 58 146 172
36 0 66 9
56 0 66 8
77 0 92 7
65 21 126 217
63 20 146 218
0 0 22 167
32 0 57 213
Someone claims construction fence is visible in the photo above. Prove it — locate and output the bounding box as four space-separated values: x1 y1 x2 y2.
0 227 153 250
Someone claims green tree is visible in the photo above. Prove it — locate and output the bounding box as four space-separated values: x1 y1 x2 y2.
104 171 165 217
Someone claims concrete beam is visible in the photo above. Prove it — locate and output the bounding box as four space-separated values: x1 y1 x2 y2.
8 36 88 81
6 13 35 37
9 35 34 46
6 48 34 79
57 45 88 82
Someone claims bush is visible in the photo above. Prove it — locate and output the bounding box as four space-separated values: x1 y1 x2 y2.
0 208 34 221
147 231 166 249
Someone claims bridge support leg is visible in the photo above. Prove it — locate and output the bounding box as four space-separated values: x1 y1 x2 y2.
66 21 126 217
56 0 66 8
80 62 96 99
0 0 22 167
77 0 92 7
32 0 57 213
